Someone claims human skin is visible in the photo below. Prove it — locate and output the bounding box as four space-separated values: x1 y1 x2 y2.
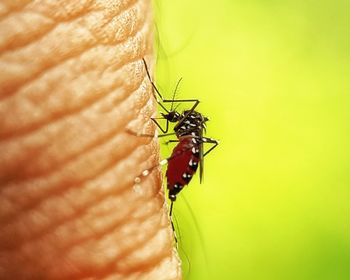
0 0 181 279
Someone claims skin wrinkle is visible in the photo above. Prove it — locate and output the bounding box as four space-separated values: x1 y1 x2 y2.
0 1 100 53
0 11 55 52
0 61 146 166
26 195 165 279
0 8 142 105
0 59 144 139
0 0 180 278
0 74 150 182
0 0 144 98
115 232 175 279
0 83 157 232
0 22 97 96
25 1 95 22
0 135 146 247
27 0 133 23
79 0 141 45
3 204 164 280
74 228 167 279
0 107 139 203
0 113 154 225
0 51 148 141
0 153 160 251
0 108 154 202
71 205 169 279
0 0 132 52
70 195 164 264
0 110 158 226
86 227 171 280
0 29 149 136
102 252 180 280
117 229 171 273
0 177 143 250
0 1 32 20
0 117 159 253
52 192 161 262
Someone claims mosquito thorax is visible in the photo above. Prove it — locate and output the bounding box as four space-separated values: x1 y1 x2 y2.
172 110 208 136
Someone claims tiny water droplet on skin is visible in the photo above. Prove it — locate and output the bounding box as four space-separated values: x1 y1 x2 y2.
133 183 143 195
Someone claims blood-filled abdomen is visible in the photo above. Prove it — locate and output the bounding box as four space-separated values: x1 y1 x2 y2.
166 136 200 201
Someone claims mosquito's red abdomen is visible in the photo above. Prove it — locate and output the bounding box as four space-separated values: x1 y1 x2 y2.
166 136 200 200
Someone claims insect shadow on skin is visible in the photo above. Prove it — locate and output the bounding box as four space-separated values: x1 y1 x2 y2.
128 58 219 245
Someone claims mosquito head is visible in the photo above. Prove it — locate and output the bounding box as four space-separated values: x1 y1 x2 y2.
161 111 181 123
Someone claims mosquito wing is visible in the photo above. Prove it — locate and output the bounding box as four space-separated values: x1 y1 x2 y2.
199 136 204 183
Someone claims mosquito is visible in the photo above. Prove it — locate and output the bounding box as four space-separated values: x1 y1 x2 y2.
132 58 219 216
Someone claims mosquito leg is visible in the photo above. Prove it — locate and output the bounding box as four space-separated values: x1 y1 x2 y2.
151 117 169 134
189 135 219 157
142 58 169 113
142 58 164 101
126 128 177 138
200 137 219 157
158 133 178 138
163 139 179 145
143 58 200 129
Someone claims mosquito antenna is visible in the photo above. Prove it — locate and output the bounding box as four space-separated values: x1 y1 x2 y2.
174 103 181 112
142 58 169 113
170 77 183 111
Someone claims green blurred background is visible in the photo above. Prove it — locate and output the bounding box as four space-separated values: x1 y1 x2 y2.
154 0 350 279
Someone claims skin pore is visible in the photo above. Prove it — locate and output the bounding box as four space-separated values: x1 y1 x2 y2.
0 0 181 279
